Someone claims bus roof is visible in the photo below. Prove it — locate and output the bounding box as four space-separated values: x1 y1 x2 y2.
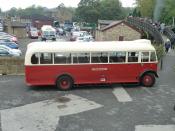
26 39 155 54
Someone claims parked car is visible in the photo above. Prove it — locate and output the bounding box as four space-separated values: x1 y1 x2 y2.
83 35 94 42
75 36 94 42
0 23 3 32
71 30 94 42
41 25 56 41
70 31 82 41
0 42 19 49
0 32 18 43
64 21 73 32
0 39 11 43
0 45 22 56
75 37 85 42
28 27 39 39
56 28 65 35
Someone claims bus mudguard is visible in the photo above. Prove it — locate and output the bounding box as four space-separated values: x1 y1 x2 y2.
140 70 159 78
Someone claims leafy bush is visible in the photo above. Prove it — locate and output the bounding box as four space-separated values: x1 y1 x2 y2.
153 44 165 61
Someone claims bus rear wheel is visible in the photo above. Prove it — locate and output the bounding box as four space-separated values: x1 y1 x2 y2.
141 73 155 87
56 75 73 91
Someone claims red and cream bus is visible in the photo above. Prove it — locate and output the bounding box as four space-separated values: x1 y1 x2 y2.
25 39 158 90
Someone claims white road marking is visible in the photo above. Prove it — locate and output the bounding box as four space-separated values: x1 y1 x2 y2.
135 125 175 131
0 80 11 83
112 87 132 102
0 94 102 131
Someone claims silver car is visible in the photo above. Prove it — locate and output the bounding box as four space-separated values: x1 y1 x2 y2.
0 45 22 56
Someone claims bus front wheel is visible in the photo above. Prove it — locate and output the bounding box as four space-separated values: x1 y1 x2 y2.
56 75 73 91
140 73 155 87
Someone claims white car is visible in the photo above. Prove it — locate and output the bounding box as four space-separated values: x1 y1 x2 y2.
83 35 94 42
75 36 94 42
75 37 85 42
0 23 3 32
41 25 56 41
0 45 22 56
29 28 38 38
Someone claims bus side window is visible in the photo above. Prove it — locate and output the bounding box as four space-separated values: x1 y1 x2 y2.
31 53 39 64
141 52 149 62
99 52 108 63
150 52 157 62
54 53 71 64
109 52 126 63
128 52 139 62
40 53 53 64
91 52 108 63
72 53 78 64
78 53 90 63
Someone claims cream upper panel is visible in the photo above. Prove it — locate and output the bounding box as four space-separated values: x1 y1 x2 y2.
25 39 156 65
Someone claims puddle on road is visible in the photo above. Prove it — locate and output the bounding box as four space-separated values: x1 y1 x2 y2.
55 96 70 103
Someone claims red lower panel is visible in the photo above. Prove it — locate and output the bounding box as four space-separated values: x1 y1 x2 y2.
25 63 157 86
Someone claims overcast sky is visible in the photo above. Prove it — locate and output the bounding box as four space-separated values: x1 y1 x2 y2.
0 0 135 11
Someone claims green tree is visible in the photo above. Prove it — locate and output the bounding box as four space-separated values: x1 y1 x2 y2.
7 7 18 17
75 0 126 23
6 5 46 17
99 0 124 20
75 0 101 23
136 0 156 18
123 7 134 17
132 8 141 17
160 0 175 24
54 3 75 23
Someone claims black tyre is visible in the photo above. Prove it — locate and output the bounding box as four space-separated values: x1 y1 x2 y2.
56 75 73 91
52 38 56 41
41 38 46 41
140 73 155 87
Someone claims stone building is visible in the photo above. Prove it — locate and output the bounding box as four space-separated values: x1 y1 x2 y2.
96 20 142 41
21 15 54 29
4 19 27 38
97 20 116 30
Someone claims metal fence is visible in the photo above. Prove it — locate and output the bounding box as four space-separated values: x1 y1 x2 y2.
126 17 164 44
164 27 175 44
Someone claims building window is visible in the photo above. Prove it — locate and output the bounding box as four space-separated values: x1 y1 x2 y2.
119 36 124 41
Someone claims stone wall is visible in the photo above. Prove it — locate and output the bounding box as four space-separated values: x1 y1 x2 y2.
0 57 24 75
96 23 141 41
12 28 27 38
95 30 103 41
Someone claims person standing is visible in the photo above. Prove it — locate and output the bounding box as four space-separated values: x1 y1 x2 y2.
165 39 171 53
160 23 165 34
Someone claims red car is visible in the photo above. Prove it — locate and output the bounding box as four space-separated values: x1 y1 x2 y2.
0 32 18 43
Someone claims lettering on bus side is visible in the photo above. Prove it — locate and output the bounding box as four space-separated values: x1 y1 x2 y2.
91 68 108 71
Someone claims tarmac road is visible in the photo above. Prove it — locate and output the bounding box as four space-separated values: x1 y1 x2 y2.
0 48 175 131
